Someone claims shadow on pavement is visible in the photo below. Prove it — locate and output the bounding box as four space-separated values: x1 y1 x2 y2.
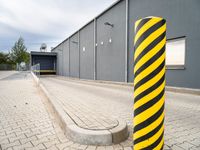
0 71 29 81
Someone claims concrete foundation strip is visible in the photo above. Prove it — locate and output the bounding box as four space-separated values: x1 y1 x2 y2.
56 76 200 95
31 72 129 145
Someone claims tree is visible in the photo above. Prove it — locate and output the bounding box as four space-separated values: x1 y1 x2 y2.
0 52 9 64
10 37 30 64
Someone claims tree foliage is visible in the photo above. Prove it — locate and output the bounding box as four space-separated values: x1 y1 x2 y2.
0 52 9 64
0 37 30 66
0 52 14 64
10 37 30 64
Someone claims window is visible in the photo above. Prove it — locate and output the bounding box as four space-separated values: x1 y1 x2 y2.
166 37 186 69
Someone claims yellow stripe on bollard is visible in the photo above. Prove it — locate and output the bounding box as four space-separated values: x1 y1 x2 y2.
133 17 166 150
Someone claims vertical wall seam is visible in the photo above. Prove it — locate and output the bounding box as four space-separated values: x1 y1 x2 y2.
61 44 63 76
94 19 97 80
69 38 70 77
78 31 80 78
125 0 129 83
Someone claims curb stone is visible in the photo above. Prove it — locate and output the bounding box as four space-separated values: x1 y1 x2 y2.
31 73 129 145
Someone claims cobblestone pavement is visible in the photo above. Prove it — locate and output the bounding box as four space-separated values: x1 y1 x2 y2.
1 71 200 150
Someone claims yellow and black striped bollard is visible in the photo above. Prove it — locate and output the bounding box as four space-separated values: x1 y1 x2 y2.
133 17 166 150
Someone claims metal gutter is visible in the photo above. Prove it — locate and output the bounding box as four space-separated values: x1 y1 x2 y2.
69 38 71 76
94 19 97 80
30 51 57 56
125 0 128 82
78 31 80 78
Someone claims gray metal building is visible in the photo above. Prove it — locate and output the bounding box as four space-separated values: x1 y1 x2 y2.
52 0 200 89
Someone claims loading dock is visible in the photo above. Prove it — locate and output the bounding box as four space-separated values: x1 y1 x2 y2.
30 51 57 75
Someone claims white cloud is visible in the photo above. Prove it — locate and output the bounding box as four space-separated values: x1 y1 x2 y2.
0 0 117 51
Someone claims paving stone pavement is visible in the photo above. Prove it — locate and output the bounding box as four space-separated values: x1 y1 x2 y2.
0 71 132 150
1 71 200 150
164 92 200 149
40 76 133 146
40 77 132 130
40 76 200 150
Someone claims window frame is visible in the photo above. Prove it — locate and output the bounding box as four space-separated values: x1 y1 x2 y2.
166 36 186 70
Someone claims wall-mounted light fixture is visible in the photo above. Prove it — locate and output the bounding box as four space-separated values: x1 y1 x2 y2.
83 47 86 52
71 41 78 44
109 38 112 43
104 22 114 27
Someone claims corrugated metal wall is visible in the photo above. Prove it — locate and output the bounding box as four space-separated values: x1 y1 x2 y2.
69 33 79 78
63 40 70 76
80 21 95 80
128 0 200 89
53 0 126 82
55 44 63 75
96 0 126 82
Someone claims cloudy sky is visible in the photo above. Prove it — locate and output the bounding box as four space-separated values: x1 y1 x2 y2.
0 0 117 52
